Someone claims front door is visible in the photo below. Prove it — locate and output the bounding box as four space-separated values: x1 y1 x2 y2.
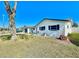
25 28 27 33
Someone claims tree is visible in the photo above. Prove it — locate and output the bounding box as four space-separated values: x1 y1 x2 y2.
4 1 17 40
72 22 78 27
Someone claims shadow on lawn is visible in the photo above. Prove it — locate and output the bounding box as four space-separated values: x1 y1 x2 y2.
69 39 79 46
68 33 79 46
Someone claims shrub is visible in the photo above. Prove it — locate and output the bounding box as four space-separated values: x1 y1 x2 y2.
0 34 32 41
17 34 28 40
0 35 11 41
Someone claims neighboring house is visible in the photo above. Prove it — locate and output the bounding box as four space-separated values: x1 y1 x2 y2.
16 28 23 33
24 26 34 34
72 27 79 33
33 18 72 38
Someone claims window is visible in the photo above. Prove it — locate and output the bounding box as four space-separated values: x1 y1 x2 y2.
67 25 69 28
39 26 45 31
48 25 59 30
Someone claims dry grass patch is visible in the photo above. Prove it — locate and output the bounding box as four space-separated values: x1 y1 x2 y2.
0 35 79 57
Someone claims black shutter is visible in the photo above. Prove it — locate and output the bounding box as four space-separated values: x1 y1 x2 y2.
57 25 59 30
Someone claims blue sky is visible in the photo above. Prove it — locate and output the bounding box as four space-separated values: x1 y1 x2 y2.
0 1 79 28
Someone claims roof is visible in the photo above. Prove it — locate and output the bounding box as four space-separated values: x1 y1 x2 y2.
35 18 72 27
24 26 35 28
44 18 71 22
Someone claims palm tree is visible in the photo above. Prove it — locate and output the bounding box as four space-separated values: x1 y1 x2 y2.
4 1 17 40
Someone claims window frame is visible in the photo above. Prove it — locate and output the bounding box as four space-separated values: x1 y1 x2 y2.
48 24 59 31
39 26 45 31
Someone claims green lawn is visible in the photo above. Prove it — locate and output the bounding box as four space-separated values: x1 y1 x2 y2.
0 35 79 57
68 33 79 46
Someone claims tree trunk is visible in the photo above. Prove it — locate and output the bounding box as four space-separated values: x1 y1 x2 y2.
4 1 17 40
9 13 16 40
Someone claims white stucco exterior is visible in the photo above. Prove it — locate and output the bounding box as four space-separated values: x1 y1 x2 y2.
34 19 72 38
27 28 30 34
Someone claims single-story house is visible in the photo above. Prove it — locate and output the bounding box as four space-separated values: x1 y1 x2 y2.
34 18 72 38
24 26 35 34
24 18 72 38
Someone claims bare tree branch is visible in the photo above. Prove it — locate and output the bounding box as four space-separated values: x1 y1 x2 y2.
4 1 9 6
12 1 17 13
14 1 17 11
4 1 12 15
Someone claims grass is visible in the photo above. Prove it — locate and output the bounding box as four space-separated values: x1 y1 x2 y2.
0 35 79 57
68 33 79 46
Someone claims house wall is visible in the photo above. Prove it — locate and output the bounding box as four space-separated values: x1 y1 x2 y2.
65 22 72 36
34 20 72 38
